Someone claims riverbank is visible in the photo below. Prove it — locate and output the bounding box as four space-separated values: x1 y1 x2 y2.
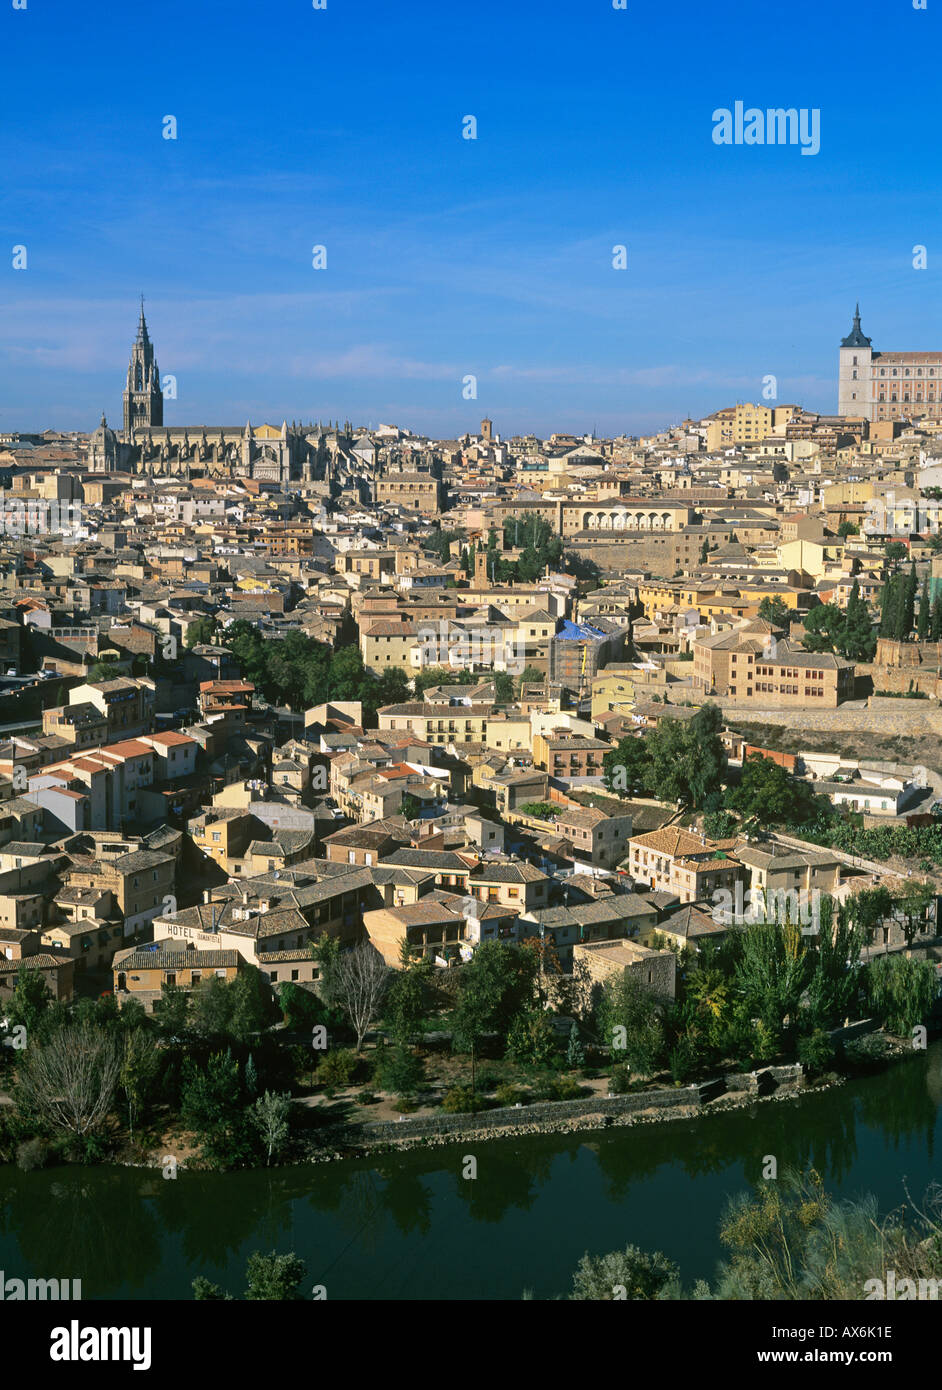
259 1040 922 1165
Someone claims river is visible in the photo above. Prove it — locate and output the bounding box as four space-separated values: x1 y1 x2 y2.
1 1045 940 1300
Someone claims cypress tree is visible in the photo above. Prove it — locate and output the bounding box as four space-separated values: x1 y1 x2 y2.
917 577 930 642
932 596 942 642
842 580 875 660
899 563 918 639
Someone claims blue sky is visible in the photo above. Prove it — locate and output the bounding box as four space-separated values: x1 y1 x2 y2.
1 0 940 437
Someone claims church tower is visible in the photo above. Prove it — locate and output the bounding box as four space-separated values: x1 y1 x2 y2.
123 297 163 438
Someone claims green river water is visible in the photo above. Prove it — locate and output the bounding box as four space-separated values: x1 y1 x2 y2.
1 1044 939 1300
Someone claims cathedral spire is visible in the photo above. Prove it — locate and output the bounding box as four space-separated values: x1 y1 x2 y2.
124 298 163 439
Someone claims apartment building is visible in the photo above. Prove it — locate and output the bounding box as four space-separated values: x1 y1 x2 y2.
628 827 744 904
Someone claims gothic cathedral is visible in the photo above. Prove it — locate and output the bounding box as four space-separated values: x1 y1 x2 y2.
123 298 163 438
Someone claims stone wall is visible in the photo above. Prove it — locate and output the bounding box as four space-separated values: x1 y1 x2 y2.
330 1065 805 1144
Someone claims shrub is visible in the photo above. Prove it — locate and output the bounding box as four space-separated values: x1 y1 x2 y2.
796 1027 836 1075
318 1048 356 1088
372 1044 423 1094
843 1033 891 1069
357 1089 377 1106
440 1086 486 1114
610 1064 631 1095
15 1137 47 1172
550 1074 582 1100
394 1094 418 1114
495 1082 526 1107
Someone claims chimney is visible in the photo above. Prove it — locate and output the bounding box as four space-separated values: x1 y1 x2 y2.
202 890 210 903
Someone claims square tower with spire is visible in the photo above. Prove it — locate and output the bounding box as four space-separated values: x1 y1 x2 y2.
123 297 163 438
838 303 872 417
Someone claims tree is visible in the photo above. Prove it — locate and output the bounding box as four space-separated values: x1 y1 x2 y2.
837 520 859 537
932 596 942 642
698 538 710 564
185 616 218 648
885 540 908 569
385 955 432 1043
310 933 342 1011
734 920 811 1041
804 898 864 1028
900 562 918 639
838 580 875 660
180 1048 253 1168
119 1029 160 1139
517 665 544 691
802 603 845 653
897 878 936 948
566 1022 586 1070
244 1251 308 1300
757 595 791 628
726 753 822 825
596 971 664 1076
493 671 514 702
250 1091 291 1165
16 1023 122 1142
865 954 938 1035
602 735 650 798
506 1007 557 1066
373 1043 424 1094
333 943 390 1050
87 661 123 682
191 976 233 1039
155 981 191 1038
846 885 892 945
917 577 931 642
645 718 690 804
684 703 726 809
3 966 53 1040
569 1244 679 1300
192 1277 233 1300
452 940 538 1071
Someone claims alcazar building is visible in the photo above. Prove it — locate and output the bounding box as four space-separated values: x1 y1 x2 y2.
838 305 942 423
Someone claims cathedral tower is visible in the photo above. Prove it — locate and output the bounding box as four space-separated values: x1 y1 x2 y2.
123 297 163 438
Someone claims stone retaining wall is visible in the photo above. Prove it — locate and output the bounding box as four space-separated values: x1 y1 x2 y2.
322 1064 806 1147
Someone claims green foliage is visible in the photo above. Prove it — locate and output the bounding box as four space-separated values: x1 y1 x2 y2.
372 1044 424 1094
385 956 432 1044
796 1027 836 1074
802 602 845 653
451 941 539 1053
441 1085 486 1113
250 1091 292 1165
865 954 938 1035
701 809 738 840
757 595 791 628
726 753 823 825
3 967 53 1040
569 1244 679 1300
597 972 664 1076
277 981 326 1030
185 616 218 648
565 1022 586 1070
796 818 942 867
501 514 563 581
318 1048 356 1088
244 1251 308 1300
180 1049 256 1169
603 703 725 809
518 801 560 820
609 1063 632 1094
506 1008 557 1066
733 919 811 1041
